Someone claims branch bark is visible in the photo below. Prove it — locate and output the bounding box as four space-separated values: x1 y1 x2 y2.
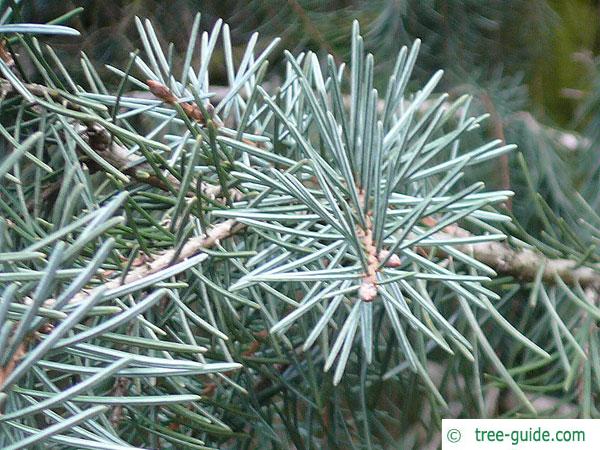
62 222 600 308
0 78 224 202
61 219 244 306
437 227 600 289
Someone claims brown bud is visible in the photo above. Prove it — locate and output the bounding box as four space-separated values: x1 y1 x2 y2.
182 103 205 123
146 80 177 103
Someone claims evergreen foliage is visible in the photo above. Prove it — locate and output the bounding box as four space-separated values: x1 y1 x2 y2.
0 2 600 449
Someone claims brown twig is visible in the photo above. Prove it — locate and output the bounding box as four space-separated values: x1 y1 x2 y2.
355 204 401 302
78 122 222 199
0 77 225 206
48 212 600 308
434 226 600 290
53 219 245 306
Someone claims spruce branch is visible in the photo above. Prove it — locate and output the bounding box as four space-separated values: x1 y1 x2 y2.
40 210 600 308
3 6 600 448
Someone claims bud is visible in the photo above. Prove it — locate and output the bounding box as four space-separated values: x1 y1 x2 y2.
146 80 176 103
359 281 378 302
379 250 402 267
